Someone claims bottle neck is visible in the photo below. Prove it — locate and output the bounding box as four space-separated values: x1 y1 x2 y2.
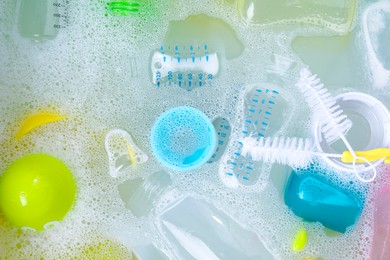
126 171 172 217
265 54 296 84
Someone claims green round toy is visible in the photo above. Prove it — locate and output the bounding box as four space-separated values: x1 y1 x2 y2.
0 154 77 230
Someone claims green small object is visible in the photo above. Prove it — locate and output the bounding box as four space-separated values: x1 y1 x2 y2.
292 228 308 252
105 1 140 16
0 154 77 231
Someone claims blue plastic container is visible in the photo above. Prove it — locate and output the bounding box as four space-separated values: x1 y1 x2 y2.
151 106 217 171
284 168 363 233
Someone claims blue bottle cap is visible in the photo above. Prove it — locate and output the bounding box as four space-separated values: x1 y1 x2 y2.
151 106 217 171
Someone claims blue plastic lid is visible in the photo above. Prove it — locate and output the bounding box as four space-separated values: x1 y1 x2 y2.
151 106 217 171
284 166 363 233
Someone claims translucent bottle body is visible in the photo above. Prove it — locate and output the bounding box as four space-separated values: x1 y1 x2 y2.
219 56 296 187
159 196 274 260
237 0 356 33
118 171 274 259
150 14 245 90
220 86 288 187
17 0 62 42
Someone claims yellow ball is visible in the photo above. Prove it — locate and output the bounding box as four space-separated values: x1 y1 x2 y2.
0 154 77 230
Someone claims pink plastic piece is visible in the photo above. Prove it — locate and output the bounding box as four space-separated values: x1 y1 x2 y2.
370 185 390 260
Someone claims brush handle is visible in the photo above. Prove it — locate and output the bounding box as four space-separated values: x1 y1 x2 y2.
320 104 377 182
342 148 390 163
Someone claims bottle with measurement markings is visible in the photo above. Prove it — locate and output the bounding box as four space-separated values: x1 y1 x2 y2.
219 55 296 187
150 45 220 91
17 0 66 42
255 54 296 136
237 0 356 34
118 171 276 259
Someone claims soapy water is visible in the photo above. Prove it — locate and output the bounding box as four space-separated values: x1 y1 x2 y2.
1 0 390 259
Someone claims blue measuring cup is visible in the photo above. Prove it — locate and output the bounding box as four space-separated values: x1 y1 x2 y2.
151 106 217 171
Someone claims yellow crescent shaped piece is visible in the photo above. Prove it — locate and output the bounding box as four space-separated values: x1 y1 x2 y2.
15 112 65 139
341 148 390 164
292 228 307 252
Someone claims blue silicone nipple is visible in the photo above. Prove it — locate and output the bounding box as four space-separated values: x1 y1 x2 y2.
151 106 217 171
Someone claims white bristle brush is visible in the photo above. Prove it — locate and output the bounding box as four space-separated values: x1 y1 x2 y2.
296 68 352 144
240 136 342 169
240 136 377 183
295 68 377 182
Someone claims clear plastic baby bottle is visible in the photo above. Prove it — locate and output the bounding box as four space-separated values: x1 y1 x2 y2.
219 55 296 187
237 0 357 33
118 171 275 259
150 14 244 90
17 0 67 42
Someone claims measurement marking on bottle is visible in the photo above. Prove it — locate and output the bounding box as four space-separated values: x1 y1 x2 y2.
208 118 231 163
151 45 219 90
52 0 69 29
226 88 279 183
